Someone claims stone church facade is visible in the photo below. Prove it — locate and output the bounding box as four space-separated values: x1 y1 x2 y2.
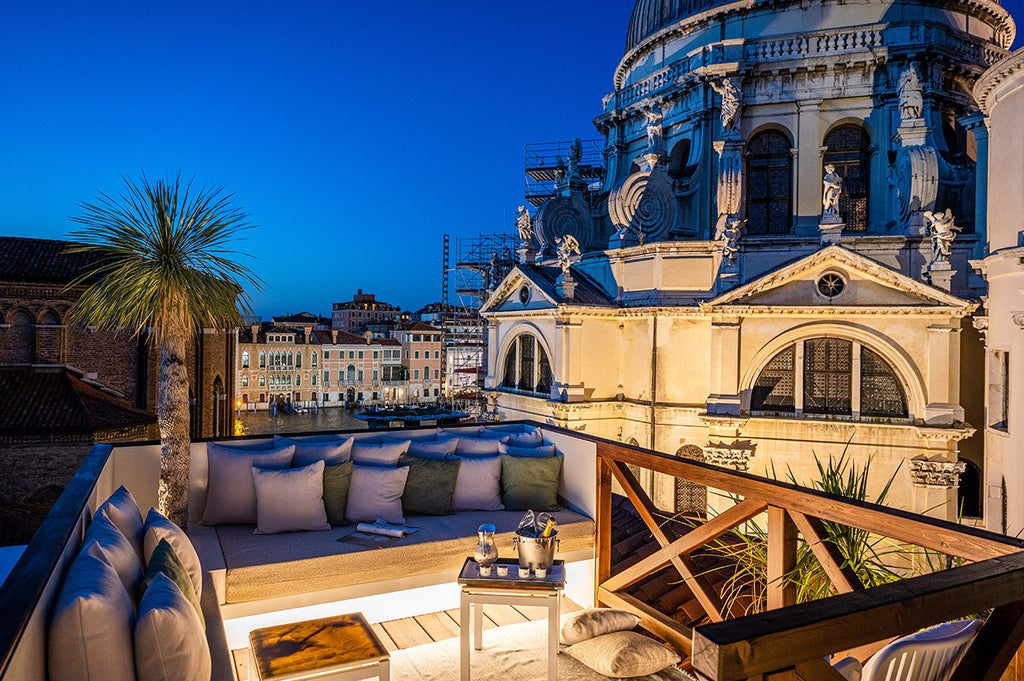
483 0 1017 523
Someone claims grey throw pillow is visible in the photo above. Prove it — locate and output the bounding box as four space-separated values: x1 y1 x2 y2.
346 464 410 524
452 456 505 511
454 437 503 458
564 631 680 678
252 461 330 534
202 443 295 525
135 573 212 681
351 440 410 466
143 508 204 598
83 512 144 601
95 486 145 561
408 438 459 460
276 434 353 467
560 608 642 645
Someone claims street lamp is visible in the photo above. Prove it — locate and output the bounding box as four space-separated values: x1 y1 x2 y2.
236 400 242 419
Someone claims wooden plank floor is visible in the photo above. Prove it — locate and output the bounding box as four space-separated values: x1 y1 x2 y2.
371 599 583 652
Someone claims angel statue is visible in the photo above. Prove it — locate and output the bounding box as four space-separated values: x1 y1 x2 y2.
923 209 960 263
716 216 744 261
515 205 533 245
710 78 742 134
555 234 581 276
644 104 664 153
822 164 843 218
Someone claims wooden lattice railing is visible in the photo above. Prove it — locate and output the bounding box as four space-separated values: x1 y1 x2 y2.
594 439 1024 681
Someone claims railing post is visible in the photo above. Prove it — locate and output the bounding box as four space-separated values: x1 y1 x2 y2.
767 506 797 610
596 446 613 608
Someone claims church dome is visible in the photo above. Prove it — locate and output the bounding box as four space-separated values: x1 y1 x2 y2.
625 0 734 52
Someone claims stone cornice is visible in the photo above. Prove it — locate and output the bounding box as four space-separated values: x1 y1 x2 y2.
910 458 966 487
975 48 1024 114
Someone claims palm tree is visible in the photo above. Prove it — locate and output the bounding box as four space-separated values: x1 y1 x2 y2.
68 174 261 528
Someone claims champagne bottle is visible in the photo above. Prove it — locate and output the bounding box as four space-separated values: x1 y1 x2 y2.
540 518 557 537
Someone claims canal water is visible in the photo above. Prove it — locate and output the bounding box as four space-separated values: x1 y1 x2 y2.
236 407 368 437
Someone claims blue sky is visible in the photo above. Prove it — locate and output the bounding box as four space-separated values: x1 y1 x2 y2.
1 1 1020 318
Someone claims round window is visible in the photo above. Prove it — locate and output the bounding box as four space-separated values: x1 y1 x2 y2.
519 286 530 305
816 272 846 298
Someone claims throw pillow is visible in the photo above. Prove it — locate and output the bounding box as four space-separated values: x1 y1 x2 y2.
564 631 680 678
346 464 410 524
95 486 145 561
276 434 353 467
323 461 354 525
477 429 514 441
141 539 204 627
454 436 503 458
499 442 557 458
202 443 295 525
399 453 460 515
206 439 274 451
351 440 409 466
560 608 641 645
438 426 483 439
143 508 203 598
252 461 330 534
501 454 562 511
135 573 212 681
384 431 439 443
452 456 505 511
83 512 144 600
408 437 458 460
48 551 136 681
505 429 544 448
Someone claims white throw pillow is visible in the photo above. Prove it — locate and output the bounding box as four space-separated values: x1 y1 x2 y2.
454 436 504 458
83 512 144 601
351 440 409 466
202 443 295 525
135 573 211 681
49 551 136 681
564 631 680 678
96 485 145 561
276 434 354 466
252 461 331 534
345 464 410 524
560 608 641 645
143 508 203 598
451 456 505 511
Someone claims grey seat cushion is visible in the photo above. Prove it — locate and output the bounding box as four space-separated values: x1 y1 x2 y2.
214 508 594 603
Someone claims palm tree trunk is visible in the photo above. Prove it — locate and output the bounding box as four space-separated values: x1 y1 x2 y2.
158 330 191 528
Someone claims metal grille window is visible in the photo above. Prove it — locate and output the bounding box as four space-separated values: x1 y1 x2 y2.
674 445 707 516
803 338 852 415
746 130 793 235
861 347 908 417
823 125 870 231
752 339 908 420
500 334 553 397
751 345 795 412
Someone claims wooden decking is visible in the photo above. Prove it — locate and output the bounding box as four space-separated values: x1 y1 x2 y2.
370 600 583 651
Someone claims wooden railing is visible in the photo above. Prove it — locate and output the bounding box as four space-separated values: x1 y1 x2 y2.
594 439 1024 681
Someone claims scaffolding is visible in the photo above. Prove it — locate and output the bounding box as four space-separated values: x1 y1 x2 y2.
440 232 518 415
524 138 606 206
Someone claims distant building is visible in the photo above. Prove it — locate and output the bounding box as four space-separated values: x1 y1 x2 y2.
314 329 400 407
331 290 402 335
397 322 443 403
236 324 320 411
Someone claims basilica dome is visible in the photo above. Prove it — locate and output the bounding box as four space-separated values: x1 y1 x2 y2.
625 0 734 52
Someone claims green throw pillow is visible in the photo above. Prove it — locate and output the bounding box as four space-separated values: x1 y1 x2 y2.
501 454 562 511
141 538 204 628
400 453 460 515
323 461 354 525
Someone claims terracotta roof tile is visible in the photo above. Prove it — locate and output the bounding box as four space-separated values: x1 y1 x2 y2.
0 236 106 285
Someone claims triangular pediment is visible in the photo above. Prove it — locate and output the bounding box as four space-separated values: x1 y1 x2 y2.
479 266 559 314
706 246 973 311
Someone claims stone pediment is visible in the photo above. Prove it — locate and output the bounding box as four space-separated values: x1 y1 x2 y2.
481 263 615 314
705 246 973 312
480 267 559 314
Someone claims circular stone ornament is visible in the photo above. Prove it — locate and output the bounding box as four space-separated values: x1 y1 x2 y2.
816 272 846 298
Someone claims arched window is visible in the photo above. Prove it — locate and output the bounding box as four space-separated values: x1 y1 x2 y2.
296 375 301 387
746 130 793 235
823 125 871 231
959 460 982 518
296 352 302 368
751 338 907 419
424 365 430 382
499 334 553 397
347 365 356 383
7 310 35 363
242 351 250 368
259 375 266 387
311 352 318 368
259 352 266 368
667 139 693 180
287 351 293 367
242 375 249 387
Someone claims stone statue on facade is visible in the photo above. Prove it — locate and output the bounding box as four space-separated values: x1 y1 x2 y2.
555 234 581 276
710 78 742 134
822 164 843 219
515 205 533 245
923 209 960 263
898 66 924 123
568 137 582 170
486 251 500 290
716 216 744 261
644 104 664 154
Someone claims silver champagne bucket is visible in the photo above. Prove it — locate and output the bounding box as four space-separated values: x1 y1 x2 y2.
512 529 559 570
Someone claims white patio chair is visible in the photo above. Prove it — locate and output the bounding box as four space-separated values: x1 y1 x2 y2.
857 618 982 681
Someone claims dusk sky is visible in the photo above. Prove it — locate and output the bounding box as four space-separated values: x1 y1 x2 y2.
2 1 1021 318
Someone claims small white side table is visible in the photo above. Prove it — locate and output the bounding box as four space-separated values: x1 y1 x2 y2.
458 559 564 681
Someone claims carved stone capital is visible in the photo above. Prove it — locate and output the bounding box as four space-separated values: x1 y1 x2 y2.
909 458 966 488
704 439 757 472
1012 311 1024 329
972 315 989 341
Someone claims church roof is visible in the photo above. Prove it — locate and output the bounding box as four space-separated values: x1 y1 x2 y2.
625 0 734 52
0 236 105 285
517 264 616 307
